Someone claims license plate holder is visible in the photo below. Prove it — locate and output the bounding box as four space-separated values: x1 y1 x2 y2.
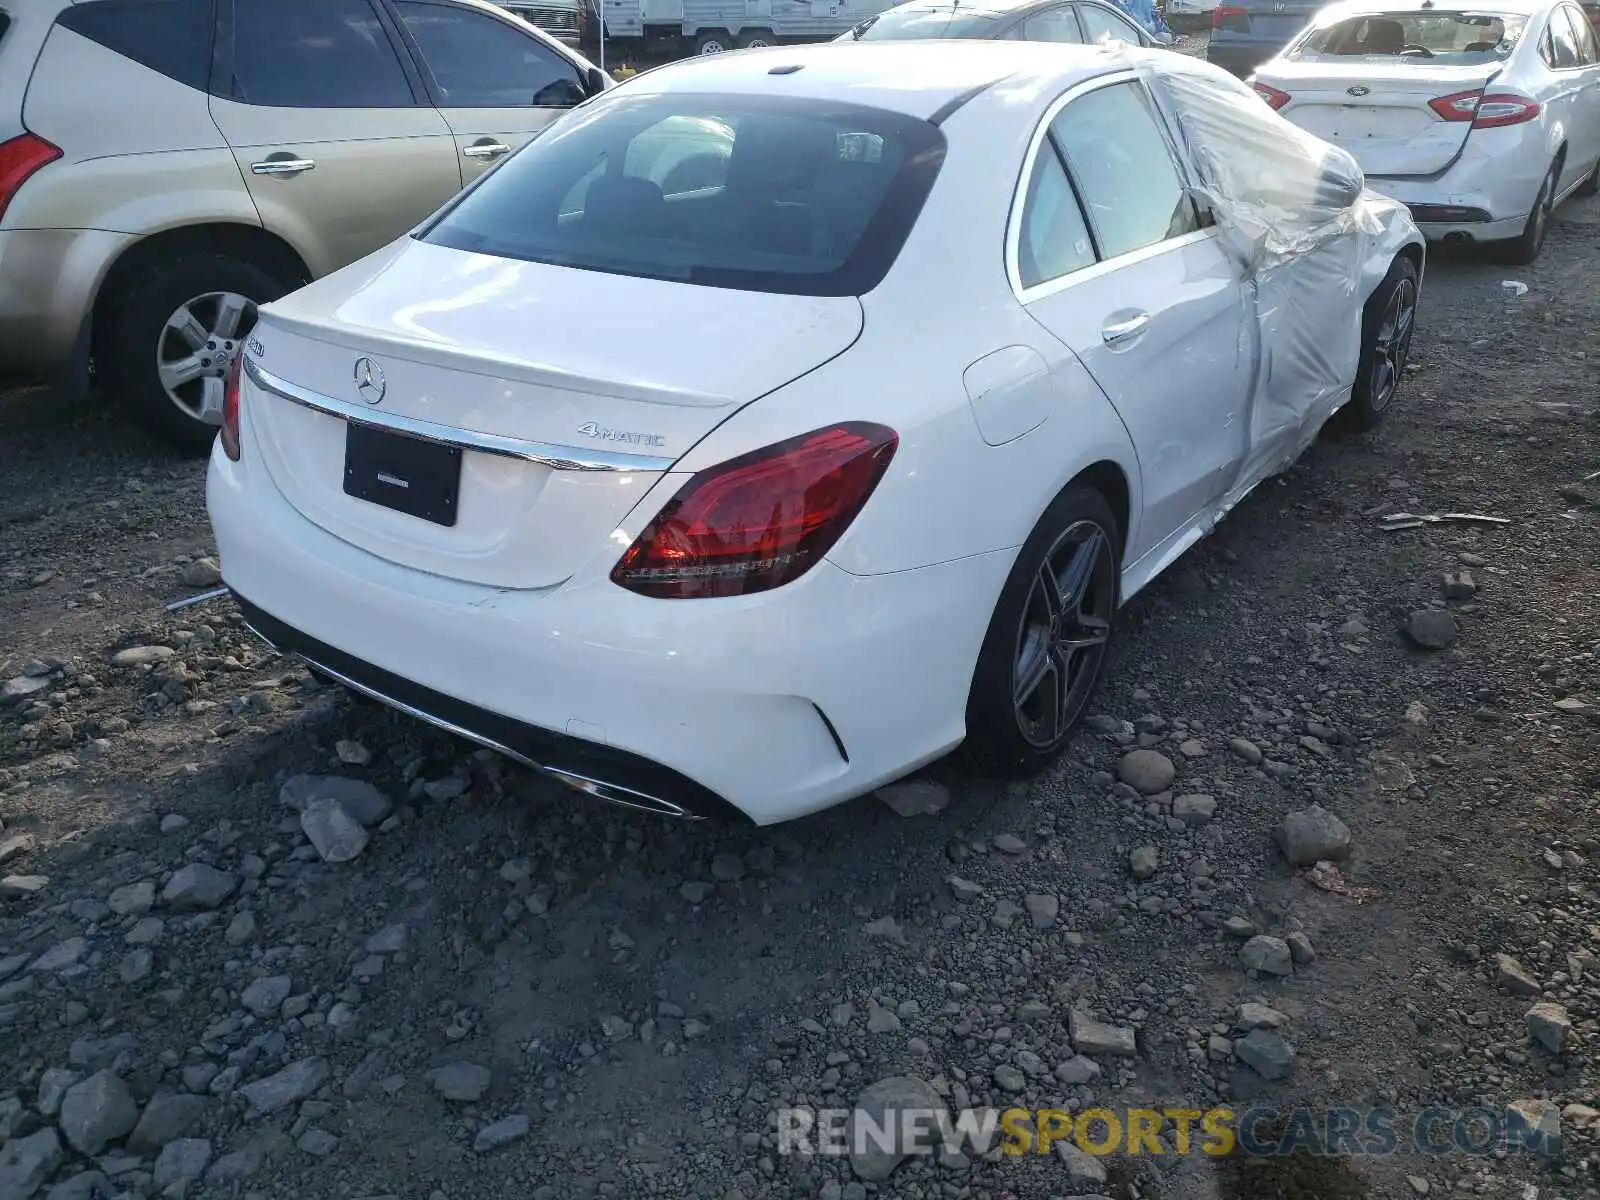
343 423 462 527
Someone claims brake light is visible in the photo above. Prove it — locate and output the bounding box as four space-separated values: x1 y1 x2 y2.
220 355 243 462
1213 4 1245 26
1428 89 1541 129
611 422 898 599
0 133 62 224
1253 82 1292 110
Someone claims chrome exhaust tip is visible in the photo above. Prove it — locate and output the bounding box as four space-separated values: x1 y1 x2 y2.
542 767 704 820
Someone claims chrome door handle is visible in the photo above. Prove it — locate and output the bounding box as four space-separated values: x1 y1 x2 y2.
1101 312 1150 344
463 142 512 160
251 158 316 176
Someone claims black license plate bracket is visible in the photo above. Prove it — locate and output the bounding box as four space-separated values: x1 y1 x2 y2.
342 423 462 527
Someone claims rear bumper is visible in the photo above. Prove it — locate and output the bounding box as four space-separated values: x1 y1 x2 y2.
1360 130 1549 243
207 430 1010 825
0 227 130 381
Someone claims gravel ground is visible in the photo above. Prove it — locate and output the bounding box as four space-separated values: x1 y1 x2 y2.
2 189 1598 1200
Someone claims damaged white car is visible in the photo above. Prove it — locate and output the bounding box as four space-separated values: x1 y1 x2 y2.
207 42 1423 825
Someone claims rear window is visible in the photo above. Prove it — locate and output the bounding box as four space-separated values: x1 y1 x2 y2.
0 13 10 43
1291 10 1526 61
843 7 1008 38
420 93 947 297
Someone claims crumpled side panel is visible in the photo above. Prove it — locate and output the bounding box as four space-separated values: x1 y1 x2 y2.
1138 58 1407 486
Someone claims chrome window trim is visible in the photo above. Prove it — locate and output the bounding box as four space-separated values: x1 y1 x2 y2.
241 355 677 472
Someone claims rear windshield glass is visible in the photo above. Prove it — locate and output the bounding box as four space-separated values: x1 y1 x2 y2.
844 8 1008 38
420 92 946 297
1292 10 1526 61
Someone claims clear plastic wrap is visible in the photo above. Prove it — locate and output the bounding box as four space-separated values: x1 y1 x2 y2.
1136 56 1415 487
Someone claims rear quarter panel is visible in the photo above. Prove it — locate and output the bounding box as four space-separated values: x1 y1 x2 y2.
655 77 1144 578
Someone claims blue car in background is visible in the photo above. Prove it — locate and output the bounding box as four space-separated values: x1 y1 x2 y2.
1206 0 1320 72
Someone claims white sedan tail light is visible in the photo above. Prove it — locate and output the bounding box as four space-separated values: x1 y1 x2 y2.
1428 90 1541 129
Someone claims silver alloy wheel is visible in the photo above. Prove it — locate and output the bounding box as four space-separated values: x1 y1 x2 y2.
157 291 257 425
744 35 772 45
1012 520 1116 748
1368 275 1417 413
698 37 727 52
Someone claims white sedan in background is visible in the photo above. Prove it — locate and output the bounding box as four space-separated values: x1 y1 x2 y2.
1250 0 1600 262
207 42 1423 826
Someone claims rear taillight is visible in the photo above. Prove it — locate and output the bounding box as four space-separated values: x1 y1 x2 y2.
1429 89 1541 129
0 133 63 224
1213 4 1245 26
220 355 243 461
1253 82 1292 110
611 422 898 599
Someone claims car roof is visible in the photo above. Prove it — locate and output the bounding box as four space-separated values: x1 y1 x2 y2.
1307 0 1554 16
614 40 1152 120
870 0 1054 16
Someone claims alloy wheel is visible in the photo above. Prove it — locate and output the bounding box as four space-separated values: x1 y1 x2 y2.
1012 520 1116 748
1368 276 1417 413
157 291 257 425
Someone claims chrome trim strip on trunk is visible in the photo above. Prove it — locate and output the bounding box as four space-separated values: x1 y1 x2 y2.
241 355 678 473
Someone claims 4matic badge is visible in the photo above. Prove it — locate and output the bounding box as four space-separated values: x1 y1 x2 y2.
576 421 666 448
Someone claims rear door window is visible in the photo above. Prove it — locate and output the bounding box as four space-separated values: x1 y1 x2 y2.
421 93 947 296
1022 6 1085 41
228 0 416 107
1017 141 1096 287
1077 3 1145 44
1562 4 1599 59
56 0 214 90
396 1 586 108
1047 80 1198 258
1548 5 1581 63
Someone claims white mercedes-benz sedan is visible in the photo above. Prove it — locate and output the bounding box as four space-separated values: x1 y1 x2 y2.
207 40 1424 825
1250 0 1600 263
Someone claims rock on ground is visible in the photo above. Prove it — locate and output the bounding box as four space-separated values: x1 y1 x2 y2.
1526 1002 1571 1053
474 1114 532 1152
1069 1011 1136 1057
128 1092 208 1153
428 1062 492 1102
1235 1029 1295 1081
161 863 237 912
279 775 392 826
1277 804 1353 865
59 1069 139 1155
239 1057 331 1116
1117 749 1175 795
300 798 370 863
1404 608 1458 649
846 1075 945 1183
874 777 951 817
0 1128 63 1198
1240 936 1294 976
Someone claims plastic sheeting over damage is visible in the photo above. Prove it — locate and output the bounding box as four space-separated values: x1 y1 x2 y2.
1142 56 1417 491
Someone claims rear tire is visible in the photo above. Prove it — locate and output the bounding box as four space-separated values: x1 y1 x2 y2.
1500 157 1560 266
694 31 733 52
963 484 1120 777
737 28 775 47
1340 255 1419 432
103 252 292 454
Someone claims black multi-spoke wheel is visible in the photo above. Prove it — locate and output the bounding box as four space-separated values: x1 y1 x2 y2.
1342 255 1419 432
1013 521 1115 748
966 484 1121 775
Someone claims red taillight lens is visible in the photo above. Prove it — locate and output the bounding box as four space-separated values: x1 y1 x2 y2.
0 132 63 224
611 422 898 600
220 355 243 462
1429 89 1541 129
1213 4 1245 26
1253 82 1292 110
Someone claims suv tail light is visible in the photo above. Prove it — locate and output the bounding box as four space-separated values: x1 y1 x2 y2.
611 422 898 599
220 355 243 461
1429 89 1541 129
1213 4 1246 27
1253 82 1292 110
0 132 62 223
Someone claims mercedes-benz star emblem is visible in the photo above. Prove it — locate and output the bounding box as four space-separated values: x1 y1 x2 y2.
1347 85 1371 97
353 357 386 406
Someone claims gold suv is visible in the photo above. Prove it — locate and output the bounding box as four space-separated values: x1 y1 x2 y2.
0 0 608 449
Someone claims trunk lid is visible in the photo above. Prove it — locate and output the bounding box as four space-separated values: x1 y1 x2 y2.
246 238 863 590
1257 61 1498 175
